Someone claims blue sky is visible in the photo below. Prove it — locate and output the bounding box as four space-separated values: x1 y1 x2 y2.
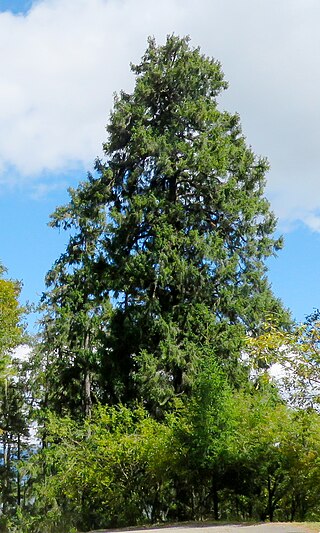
1 0 320 330
0 0 32 14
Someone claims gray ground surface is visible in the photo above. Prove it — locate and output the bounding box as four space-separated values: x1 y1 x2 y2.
90 524 315 533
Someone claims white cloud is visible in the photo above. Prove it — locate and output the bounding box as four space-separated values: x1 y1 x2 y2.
0 0 193 178
29 179 69 200
13 344 31 361
1 0 320 230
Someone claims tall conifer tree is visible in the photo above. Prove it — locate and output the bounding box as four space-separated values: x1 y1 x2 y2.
43 35 287 414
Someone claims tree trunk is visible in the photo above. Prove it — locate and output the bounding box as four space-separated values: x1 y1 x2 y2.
84 369 92 419
268 475 276 522
84 332 92 419
213 488 219 520
17 433 21 507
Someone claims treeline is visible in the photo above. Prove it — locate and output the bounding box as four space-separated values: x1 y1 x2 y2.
1 35 320 532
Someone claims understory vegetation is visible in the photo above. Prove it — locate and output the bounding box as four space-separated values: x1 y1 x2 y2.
1 36 320 533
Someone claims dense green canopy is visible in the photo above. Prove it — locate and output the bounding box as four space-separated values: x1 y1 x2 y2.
43 35 287 414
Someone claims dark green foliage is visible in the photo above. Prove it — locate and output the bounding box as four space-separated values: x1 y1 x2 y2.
40 35 287 416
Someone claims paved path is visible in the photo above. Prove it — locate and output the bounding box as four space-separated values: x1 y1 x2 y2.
147 525 312 533
91 524 315 533
144 526 312 533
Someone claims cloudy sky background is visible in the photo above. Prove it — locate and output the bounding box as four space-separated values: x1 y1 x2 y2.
1 0 320 328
